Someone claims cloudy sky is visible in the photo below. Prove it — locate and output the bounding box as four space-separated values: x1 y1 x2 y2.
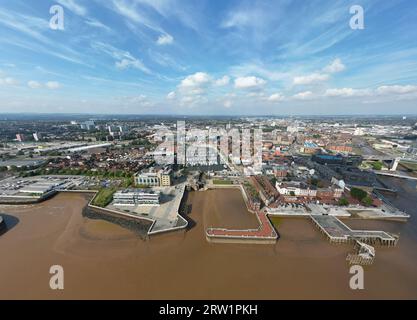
0 0 416 115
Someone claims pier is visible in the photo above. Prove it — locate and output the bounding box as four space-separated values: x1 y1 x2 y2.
206 184 278 244
206 210 278 244
347 241 376 265
310 214 398 246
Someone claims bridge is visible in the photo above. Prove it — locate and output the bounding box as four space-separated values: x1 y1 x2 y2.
363 155 417 163
362 156 401 171
375 171 417 181
363 155 417 171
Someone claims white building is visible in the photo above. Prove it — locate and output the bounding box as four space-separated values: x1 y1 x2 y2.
113 189 160 206
33 132 42 141
275 182 317 197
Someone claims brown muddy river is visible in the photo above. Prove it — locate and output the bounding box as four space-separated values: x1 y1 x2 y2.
0 188 416 299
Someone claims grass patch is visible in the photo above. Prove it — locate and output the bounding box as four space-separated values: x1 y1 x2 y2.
92 188 116 207
212 179 233 185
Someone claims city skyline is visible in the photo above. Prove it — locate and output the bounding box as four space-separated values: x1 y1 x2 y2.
0 0 417 115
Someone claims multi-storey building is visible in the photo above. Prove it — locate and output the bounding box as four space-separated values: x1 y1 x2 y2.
113 189 160 206
135 167 173 187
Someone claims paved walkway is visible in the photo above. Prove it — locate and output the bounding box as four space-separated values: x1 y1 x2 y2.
206 210 278 239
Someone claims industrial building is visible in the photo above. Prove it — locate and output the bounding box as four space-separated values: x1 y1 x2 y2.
312 154 362 167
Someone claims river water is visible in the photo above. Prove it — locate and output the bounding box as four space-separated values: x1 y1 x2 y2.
0 185 416 299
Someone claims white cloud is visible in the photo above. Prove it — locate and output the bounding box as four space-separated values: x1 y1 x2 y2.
178 72 211 95
180 72 210 87
166 91 176 100
234 76 266 89
117 95 154 108
179 95 207 107
293 91 314 100
0 77 18 86
56 0 87 16
157 34 174 45
214 76 230 86
109 0 164 33
325 88 371 97
115 58 149 73
224 100 233 108
376 85 417 95
46 81 61 89
28 80 42 89
85 18 111 32
293 73 329 85
6 77 18 85
267 93 285 102
148 50 186 71
220 6 269 30
91 41 151 74
247 92 265 98
229 62 289 82
323 58 345 73
323 85 417 100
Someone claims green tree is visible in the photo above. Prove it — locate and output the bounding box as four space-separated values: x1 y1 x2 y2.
362 196 373 207
338 198 349 206
371 161 383 170
350 187 367 201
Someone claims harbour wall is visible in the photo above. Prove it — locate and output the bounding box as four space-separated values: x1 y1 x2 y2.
83 206 153 240
206 234 277 245
0 190 57 205
0 215 5 233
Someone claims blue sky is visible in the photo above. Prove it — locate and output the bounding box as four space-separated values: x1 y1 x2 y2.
0 0 417 115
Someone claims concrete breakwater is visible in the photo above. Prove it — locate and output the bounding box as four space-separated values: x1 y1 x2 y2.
82 206 153 240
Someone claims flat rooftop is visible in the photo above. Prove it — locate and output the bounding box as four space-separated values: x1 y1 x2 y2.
0 159 46 167
0 176 85 198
